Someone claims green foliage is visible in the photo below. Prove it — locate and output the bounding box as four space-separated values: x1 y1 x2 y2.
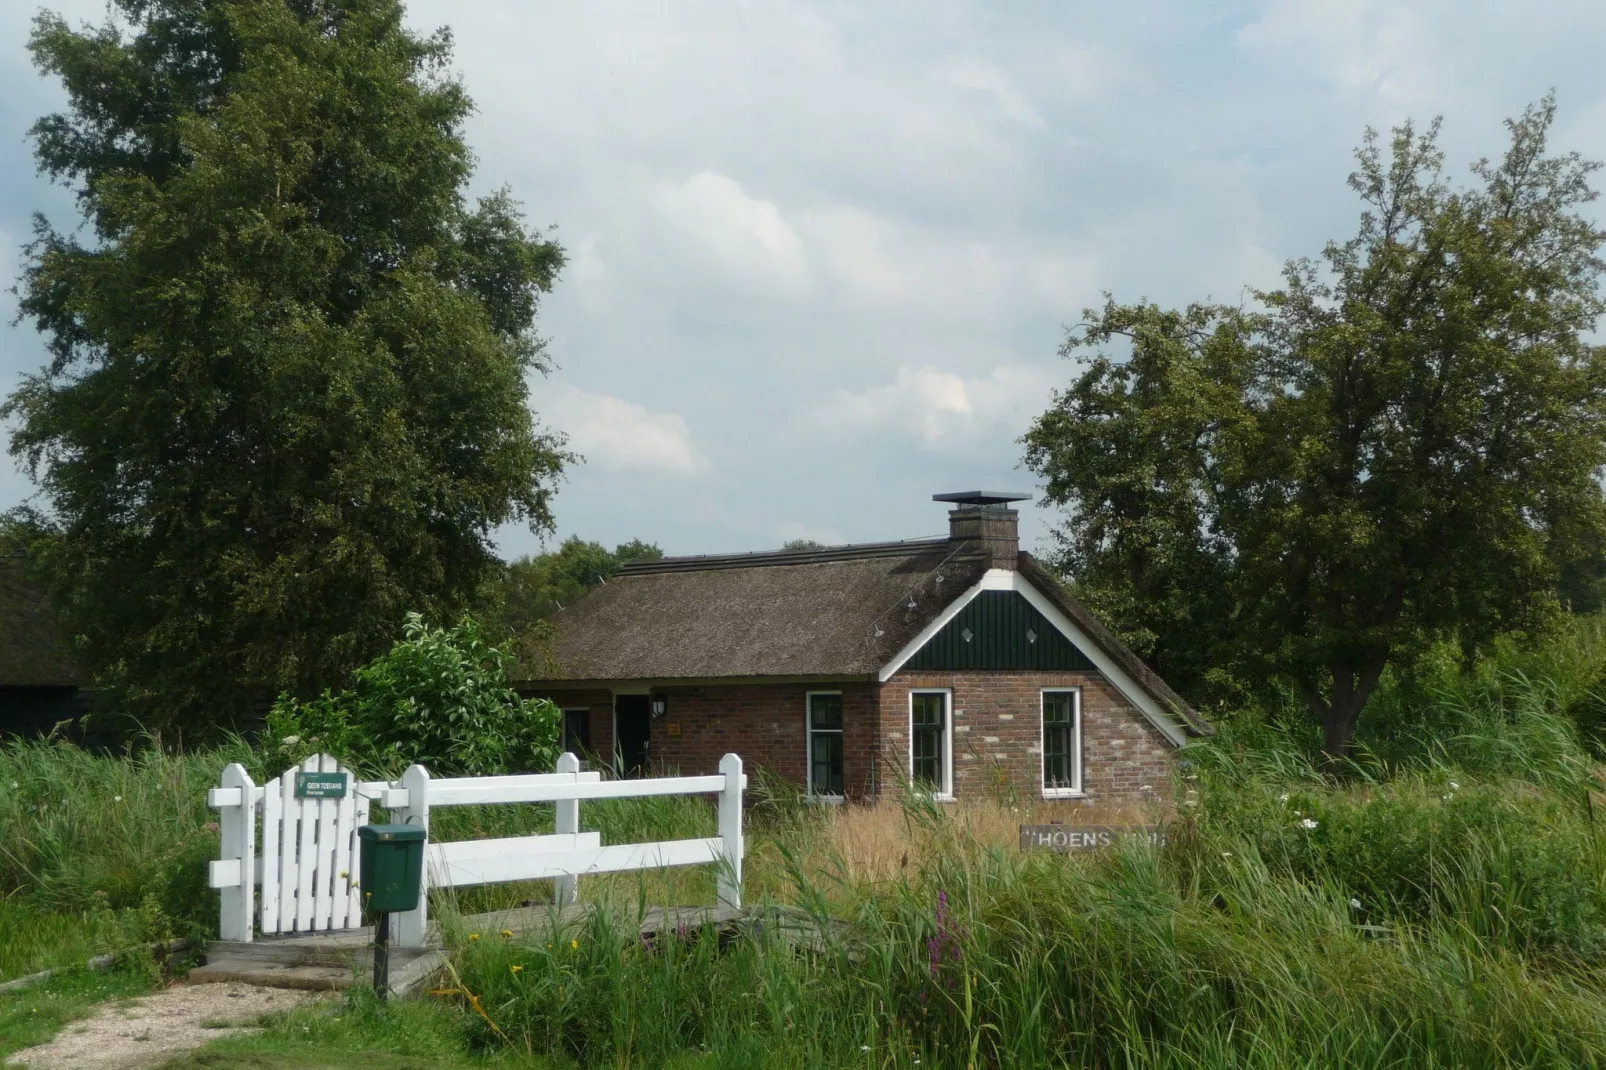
1025 98 1606 757
3 0 568 731
482 537 662 636
267 613 559 777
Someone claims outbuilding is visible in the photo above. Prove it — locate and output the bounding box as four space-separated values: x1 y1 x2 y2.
514 492 1210 804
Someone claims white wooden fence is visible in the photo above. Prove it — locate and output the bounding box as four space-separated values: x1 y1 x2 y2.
209 752 747 948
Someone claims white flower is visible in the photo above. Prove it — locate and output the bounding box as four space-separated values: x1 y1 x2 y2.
1221 851 1233 859
1349 898 1362 910
1449 781 1460 790
1299 818 1319 830
1277 793 1289 804
861 1046 871 1053
1441 794 1454 802
280 735 301 747
113 796 122 803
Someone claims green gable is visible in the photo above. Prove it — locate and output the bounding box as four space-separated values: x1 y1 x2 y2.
904 590 1096 672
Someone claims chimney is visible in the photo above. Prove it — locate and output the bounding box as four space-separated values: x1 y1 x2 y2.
934 491 1031 570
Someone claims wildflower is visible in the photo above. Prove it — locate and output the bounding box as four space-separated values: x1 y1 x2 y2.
510 965 523 974
570 939 579 950
1299 818 1319 830
1221 852 1232 859
501 929 514 939
1449 781 1460 790
861 1045 871 1053
280 735 301 747
1278 793 1289 803
113 796 122 803
468 933 480 942
1349 898 1362 910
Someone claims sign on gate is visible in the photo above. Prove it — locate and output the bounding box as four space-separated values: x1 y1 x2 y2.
295 771 349 799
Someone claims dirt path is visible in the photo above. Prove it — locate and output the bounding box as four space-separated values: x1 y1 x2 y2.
5 983 320 1070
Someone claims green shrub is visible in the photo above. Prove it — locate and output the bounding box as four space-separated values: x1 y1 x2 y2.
266 613 559 777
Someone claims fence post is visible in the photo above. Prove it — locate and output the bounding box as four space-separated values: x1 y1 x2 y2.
553 752 580 907
393 764 431 948
215 764 256 942
716 753 744 910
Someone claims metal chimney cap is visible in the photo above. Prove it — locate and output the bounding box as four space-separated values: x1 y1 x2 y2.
932 491 1033 506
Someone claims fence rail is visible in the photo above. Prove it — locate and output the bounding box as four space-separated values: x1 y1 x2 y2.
209 752 747 947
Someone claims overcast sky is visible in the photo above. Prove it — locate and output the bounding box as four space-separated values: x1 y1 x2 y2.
3 1 1605 560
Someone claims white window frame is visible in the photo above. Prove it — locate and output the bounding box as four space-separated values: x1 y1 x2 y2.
805 690 846 801
908 688 954 801
1040 688 1084 798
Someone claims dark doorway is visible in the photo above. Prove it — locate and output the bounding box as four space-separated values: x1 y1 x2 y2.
614 694 652 778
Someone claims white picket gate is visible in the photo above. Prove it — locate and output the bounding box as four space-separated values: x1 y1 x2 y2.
209 752 747 947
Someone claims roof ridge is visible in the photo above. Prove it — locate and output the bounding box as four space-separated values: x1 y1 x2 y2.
616 536 972 575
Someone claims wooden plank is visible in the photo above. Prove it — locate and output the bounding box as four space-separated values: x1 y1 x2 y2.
277 768 299 933
260 777 281 933
429 773 733 807
430 837 722 888
330 763 357 930
312 755 339 930
294 755 320 930
209 859 242 889
349 793 370 924
429 833 602 887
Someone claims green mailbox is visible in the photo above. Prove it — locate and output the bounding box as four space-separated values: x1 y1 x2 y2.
357 823 425 915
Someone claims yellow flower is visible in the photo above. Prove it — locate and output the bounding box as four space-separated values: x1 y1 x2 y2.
570 939 578 950
468 933 480 942
501 929 514 939
510 965 523 974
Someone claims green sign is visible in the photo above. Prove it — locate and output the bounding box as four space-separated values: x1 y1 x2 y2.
295 771 349 799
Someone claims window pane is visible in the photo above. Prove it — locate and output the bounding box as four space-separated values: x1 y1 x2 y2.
809 693 843 731
1042 692 1076 790
563 710 591 754
1043 692 1075 725
912 693 946 791
811 731 843 795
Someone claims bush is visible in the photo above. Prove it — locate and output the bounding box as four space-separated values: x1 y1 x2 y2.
266 613 559 777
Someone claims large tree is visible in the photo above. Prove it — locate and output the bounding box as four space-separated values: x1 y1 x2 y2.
1024 99 1606 759
3 0 567 729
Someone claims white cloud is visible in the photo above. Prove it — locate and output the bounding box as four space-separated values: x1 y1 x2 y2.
544 385 709 476
655 171 811 296
825 364 1059 447
1237 0 1441 104
943 59 1047 129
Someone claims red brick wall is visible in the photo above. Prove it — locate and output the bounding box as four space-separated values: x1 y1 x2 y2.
880 671 1175 806
522 673 1176 806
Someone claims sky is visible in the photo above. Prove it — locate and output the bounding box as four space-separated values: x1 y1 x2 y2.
2 1 1605 560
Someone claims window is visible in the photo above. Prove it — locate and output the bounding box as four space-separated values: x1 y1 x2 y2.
910 690 952 798
561 708 591 756
1041 690 1081 796
807 692 844 797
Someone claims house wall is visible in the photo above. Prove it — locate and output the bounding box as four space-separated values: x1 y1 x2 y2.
880 670 1174 806
524 673 1175 806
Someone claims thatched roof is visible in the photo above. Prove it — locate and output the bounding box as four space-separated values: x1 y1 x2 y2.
0 555 84 687
516 537 1209 736
521 538 992 683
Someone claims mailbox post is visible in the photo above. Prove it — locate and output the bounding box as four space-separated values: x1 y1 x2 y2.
357 823 425 1000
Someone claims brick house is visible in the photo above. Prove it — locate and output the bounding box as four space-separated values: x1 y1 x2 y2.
514 492 1211 805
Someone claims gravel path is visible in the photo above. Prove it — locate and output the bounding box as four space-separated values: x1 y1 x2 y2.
5 983 320 1070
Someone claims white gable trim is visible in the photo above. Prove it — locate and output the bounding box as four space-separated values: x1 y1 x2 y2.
877 569 1189 748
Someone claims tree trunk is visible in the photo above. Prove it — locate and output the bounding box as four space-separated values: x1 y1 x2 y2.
1303 654 1389 765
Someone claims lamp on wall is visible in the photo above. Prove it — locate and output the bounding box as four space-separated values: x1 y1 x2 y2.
651 694 668 718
